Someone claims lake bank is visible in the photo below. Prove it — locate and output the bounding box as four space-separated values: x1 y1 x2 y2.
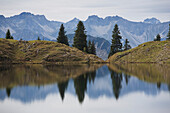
0 39 105 64
107 40 170 64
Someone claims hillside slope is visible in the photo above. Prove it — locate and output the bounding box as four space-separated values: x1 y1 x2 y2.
107 41 170 64
0 39 104 64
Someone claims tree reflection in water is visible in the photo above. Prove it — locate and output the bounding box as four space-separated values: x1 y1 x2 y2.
109 67 131 100
74 74 88 103
73 71 96 103
57 81 69 101
6 87 12 97
0 64 170 103
110 71 122 100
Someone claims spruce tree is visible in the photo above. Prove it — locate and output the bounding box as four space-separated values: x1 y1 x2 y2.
87 40 92 54
154 34 161 41
108 24 122 58
11 36 14 39
91 41 96 55
37 36 41 40
5 29 11 39
124 39 131 51
167 24 170 40
57 24 69 46
87 40 96 55
73 21 87 52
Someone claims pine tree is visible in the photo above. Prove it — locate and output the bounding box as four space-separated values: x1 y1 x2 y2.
37 36 41 40
154 34 161 41
57 24 69 46
108 24 122 58
11 36 14 39
87 40 92 54
73 21 87 52
167 24 170 40
91 41 96 55
5 29 12 39
87 40 96 55
124 39 131 51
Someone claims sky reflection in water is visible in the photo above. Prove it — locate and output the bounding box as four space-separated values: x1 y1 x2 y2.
0 64 170 113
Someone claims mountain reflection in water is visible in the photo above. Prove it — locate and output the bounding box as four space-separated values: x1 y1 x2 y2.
0 64 170 104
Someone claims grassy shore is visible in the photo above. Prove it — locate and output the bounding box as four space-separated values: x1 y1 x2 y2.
0 38 105 64
107 40 170 64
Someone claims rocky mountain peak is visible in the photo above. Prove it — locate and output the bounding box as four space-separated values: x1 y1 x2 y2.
144 18 161 24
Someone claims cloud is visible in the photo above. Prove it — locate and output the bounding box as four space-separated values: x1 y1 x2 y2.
0 0 170 22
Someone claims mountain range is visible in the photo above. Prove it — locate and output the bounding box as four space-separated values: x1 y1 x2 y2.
0 12 169 59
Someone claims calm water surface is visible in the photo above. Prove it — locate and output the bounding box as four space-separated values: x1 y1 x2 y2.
0 64 170 113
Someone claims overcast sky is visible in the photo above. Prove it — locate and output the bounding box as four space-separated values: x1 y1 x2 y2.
0 0 170 22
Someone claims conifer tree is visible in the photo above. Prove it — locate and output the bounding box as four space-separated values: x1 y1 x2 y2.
87 40 92 54
37 36 41 40
154 34 161 41
91 41 96 55
108 24 122 58
73 21 87 52
124 39 131 51
5 29 12 39
167 24 170 40
57 24 69 46
87 40 96 55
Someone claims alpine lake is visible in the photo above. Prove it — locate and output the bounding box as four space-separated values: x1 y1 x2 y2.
0 64 170 113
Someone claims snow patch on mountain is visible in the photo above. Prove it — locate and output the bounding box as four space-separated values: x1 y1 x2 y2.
91 23 112 37
42 33 55 40
0 26 16 34
38 24 54 33
144 18 161 24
